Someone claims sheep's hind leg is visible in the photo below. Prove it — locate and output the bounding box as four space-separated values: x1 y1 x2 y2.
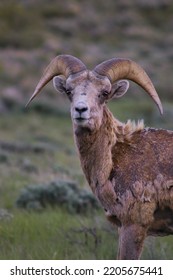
117 224 146 260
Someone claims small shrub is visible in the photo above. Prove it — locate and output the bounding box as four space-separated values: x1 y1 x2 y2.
0 153 8 163
16 180 100 214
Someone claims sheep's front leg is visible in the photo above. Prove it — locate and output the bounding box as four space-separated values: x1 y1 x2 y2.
117 224 146 260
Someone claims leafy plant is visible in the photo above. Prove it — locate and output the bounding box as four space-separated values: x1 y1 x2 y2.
16 180 100 214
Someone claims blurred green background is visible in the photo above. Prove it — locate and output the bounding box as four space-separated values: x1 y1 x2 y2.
0 0 173 260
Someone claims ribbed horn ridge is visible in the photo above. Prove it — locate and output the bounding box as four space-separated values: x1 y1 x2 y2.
94 58 163 115
26 55 86 107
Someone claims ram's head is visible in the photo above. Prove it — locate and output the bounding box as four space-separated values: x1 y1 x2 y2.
27 55 163 131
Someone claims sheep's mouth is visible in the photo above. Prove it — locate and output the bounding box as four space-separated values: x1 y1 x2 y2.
76 117 86 120
74 117 90 125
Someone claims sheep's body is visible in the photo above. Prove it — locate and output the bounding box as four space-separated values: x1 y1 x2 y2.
74 105 173 259
28 54 172 259
111 127 173 234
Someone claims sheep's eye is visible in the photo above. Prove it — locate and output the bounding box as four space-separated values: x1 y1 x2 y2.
102 90 109 98
66 89 71 96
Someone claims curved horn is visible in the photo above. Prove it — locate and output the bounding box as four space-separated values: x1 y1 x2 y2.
26 55 86 106
94 58 163 115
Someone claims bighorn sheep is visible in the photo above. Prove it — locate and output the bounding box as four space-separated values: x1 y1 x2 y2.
27 55 173 260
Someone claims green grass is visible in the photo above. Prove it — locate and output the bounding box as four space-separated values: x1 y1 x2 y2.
0 208 117 260
0 111 115 260
0 207 173 260
0 112 81 209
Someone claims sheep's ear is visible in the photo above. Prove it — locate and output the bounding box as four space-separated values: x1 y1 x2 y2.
53 76 66 94
110 80 129 99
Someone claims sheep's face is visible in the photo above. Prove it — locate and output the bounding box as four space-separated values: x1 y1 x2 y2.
53 71 129 132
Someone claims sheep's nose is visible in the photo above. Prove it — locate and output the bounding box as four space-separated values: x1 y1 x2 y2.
75 102 88 114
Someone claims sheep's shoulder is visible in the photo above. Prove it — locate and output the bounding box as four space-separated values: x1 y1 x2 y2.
110 127 173 195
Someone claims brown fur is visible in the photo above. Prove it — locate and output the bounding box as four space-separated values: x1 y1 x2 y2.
74 105 173 259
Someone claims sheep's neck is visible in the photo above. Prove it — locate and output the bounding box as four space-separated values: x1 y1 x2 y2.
74 106 117 194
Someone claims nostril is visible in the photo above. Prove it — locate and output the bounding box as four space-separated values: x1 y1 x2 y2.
75 106 88 113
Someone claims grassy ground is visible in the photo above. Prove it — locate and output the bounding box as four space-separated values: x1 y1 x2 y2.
0 110 116 260
0 207 172 260
0 209 117 260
